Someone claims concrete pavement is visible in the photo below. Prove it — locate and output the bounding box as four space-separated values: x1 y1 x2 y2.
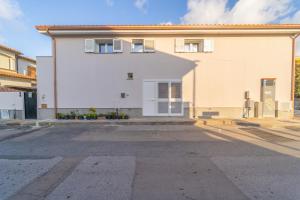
0 123 300 199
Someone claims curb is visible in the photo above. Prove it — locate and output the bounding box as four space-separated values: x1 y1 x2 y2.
49 120 197 126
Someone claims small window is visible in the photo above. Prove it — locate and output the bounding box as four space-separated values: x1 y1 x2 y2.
85 39 123 54
132 39 144 53
98 40 113 54
184 39 203 52
127 73 133 80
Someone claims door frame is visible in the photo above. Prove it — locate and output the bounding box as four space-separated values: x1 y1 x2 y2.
261 78 276 118
143 79 184 116
24 91 37 119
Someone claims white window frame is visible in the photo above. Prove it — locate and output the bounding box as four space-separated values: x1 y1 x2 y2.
131 39 144 53
85 38 123 54
176 38 212 53
143 79 183 116
131 39 155 53
184 43 199 53
96 39 114 54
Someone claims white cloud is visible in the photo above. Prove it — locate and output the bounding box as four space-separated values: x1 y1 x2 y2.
106 0 114 7
0 0 22 21
182 0 227 24
281 10 300 23
134 0 147 13
181 0 292 24
280 10 300 56
181 0 300 55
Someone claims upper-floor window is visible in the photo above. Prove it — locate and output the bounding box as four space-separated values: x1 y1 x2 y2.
184 42 200 53
131 39 155 53
99 40 113 54
132 39 144 53
175 38 214 53
85 39 122 53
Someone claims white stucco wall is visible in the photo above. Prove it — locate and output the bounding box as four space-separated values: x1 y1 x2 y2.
37 56 54 109
53 36 292 110
0 92 24 110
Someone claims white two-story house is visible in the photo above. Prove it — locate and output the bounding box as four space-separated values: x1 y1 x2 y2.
36 24 300 119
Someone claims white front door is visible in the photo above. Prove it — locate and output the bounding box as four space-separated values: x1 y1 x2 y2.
143 80 183 116
143 81 157 116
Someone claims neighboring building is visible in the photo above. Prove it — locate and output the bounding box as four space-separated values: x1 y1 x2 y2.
0 44 36 90
0 44 37 119
36 24 300 119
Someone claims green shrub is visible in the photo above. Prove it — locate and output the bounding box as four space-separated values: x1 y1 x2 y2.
105 112 129 120
86 113 97 120
89 107 97 114
57 113 65 119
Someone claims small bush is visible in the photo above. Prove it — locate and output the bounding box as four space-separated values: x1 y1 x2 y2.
105 112 129 120
57 113 65 119
86 113 97 120
89 107 97 114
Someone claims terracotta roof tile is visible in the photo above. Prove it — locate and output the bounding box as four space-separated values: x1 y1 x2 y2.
0 44 22 54
36 24 300 31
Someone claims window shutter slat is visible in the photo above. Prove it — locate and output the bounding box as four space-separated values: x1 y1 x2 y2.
203 39 214 52
175 38 184 52
85 39 95 53
113 39 123 52
144 40 155 52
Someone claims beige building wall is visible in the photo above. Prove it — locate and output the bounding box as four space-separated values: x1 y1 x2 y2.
0 77 33 88
39 35 293 118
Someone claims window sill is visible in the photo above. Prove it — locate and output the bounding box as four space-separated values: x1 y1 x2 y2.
130 51 155 53
86 52 123 54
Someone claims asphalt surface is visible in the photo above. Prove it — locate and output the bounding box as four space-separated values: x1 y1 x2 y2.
0 123 300 200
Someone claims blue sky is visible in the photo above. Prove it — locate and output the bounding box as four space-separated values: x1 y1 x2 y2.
1 0 300 58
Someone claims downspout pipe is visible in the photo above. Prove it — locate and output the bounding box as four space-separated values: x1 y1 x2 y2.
47 28 58 119
291 33 299 118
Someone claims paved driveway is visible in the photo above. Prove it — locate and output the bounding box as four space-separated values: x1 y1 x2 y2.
0 123 300 200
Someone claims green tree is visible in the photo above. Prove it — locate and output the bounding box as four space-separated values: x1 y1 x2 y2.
296 58 300 98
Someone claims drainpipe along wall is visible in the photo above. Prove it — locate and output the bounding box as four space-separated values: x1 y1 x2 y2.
51 36 58 119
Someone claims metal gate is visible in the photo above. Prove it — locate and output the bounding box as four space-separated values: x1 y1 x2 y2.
24 92 37 119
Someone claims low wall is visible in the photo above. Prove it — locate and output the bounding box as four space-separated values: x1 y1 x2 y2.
0 92 24 119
